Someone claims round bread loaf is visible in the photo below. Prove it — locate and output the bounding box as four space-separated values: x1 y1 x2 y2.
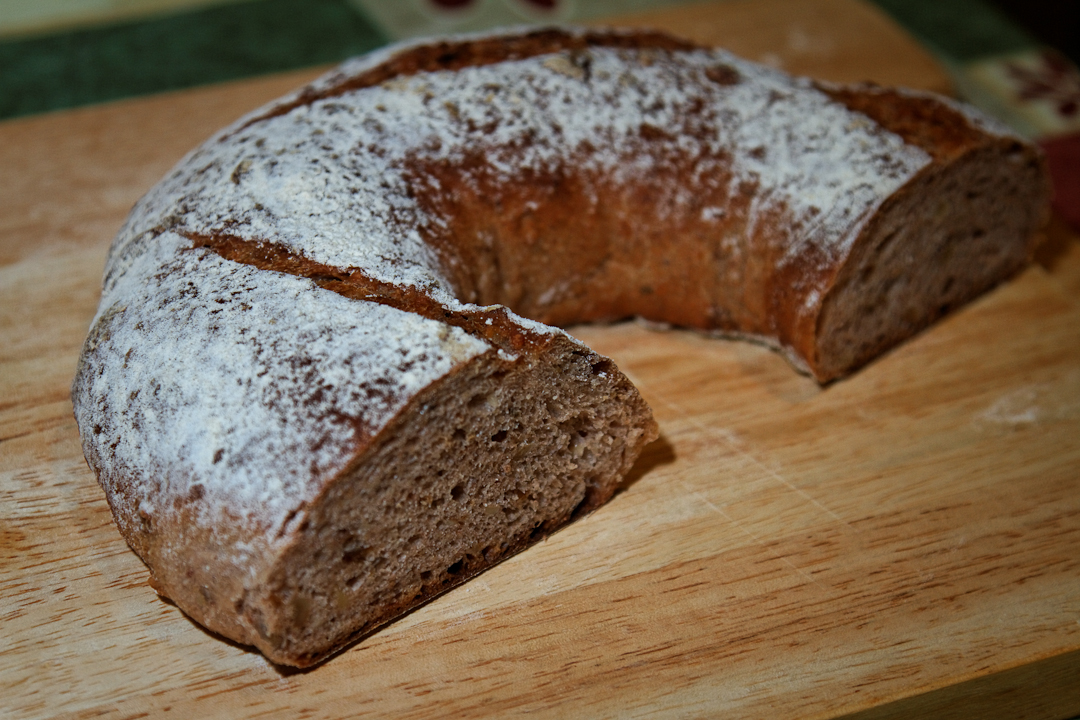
72 27 1049 666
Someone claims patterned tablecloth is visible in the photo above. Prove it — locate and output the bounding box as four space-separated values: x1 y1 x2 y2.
2 0 1076 224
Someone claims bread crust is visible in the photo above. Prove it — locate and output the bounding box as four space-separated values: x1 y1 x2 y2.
72 27 1048 666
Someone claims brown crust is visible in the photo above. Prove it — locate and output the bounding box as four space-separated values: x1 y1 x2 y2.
398 92 1048 382
233 28 701 135
197 31 1050 384
816 83 998 162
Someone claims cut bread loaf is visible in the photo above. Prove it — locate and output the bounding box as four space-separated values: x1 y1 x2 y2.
72 27 1049 666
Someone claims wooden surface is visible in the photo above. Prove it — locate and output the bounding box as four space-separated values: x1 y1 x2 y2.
2 0 1078 717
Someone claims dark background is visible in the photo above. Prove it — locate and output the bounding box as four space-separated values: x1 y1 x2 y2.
991 0 1080 63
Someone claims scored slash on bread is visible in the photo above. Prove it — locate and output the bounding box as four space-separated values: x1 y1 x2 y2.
72 27 1048 666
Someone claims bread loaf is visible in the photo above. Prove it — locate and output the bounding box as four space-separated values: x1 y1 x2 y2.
72 27 1049 666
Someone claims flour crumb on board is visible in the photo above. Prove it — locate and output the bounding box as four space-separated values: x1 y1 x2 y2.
977 387 1041 427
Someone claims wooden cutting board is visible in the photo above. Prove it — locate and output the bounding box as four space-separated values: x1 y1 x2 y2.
2 1 1078 717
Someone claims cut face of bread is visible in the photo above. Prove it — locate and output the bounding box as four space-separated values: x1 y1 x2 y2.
815 140 1047 379
244 338 651 665
71 27 1049 667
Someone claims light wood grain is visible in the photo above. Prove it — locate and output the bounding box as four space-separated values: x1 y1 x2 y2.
2 1 1078 718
